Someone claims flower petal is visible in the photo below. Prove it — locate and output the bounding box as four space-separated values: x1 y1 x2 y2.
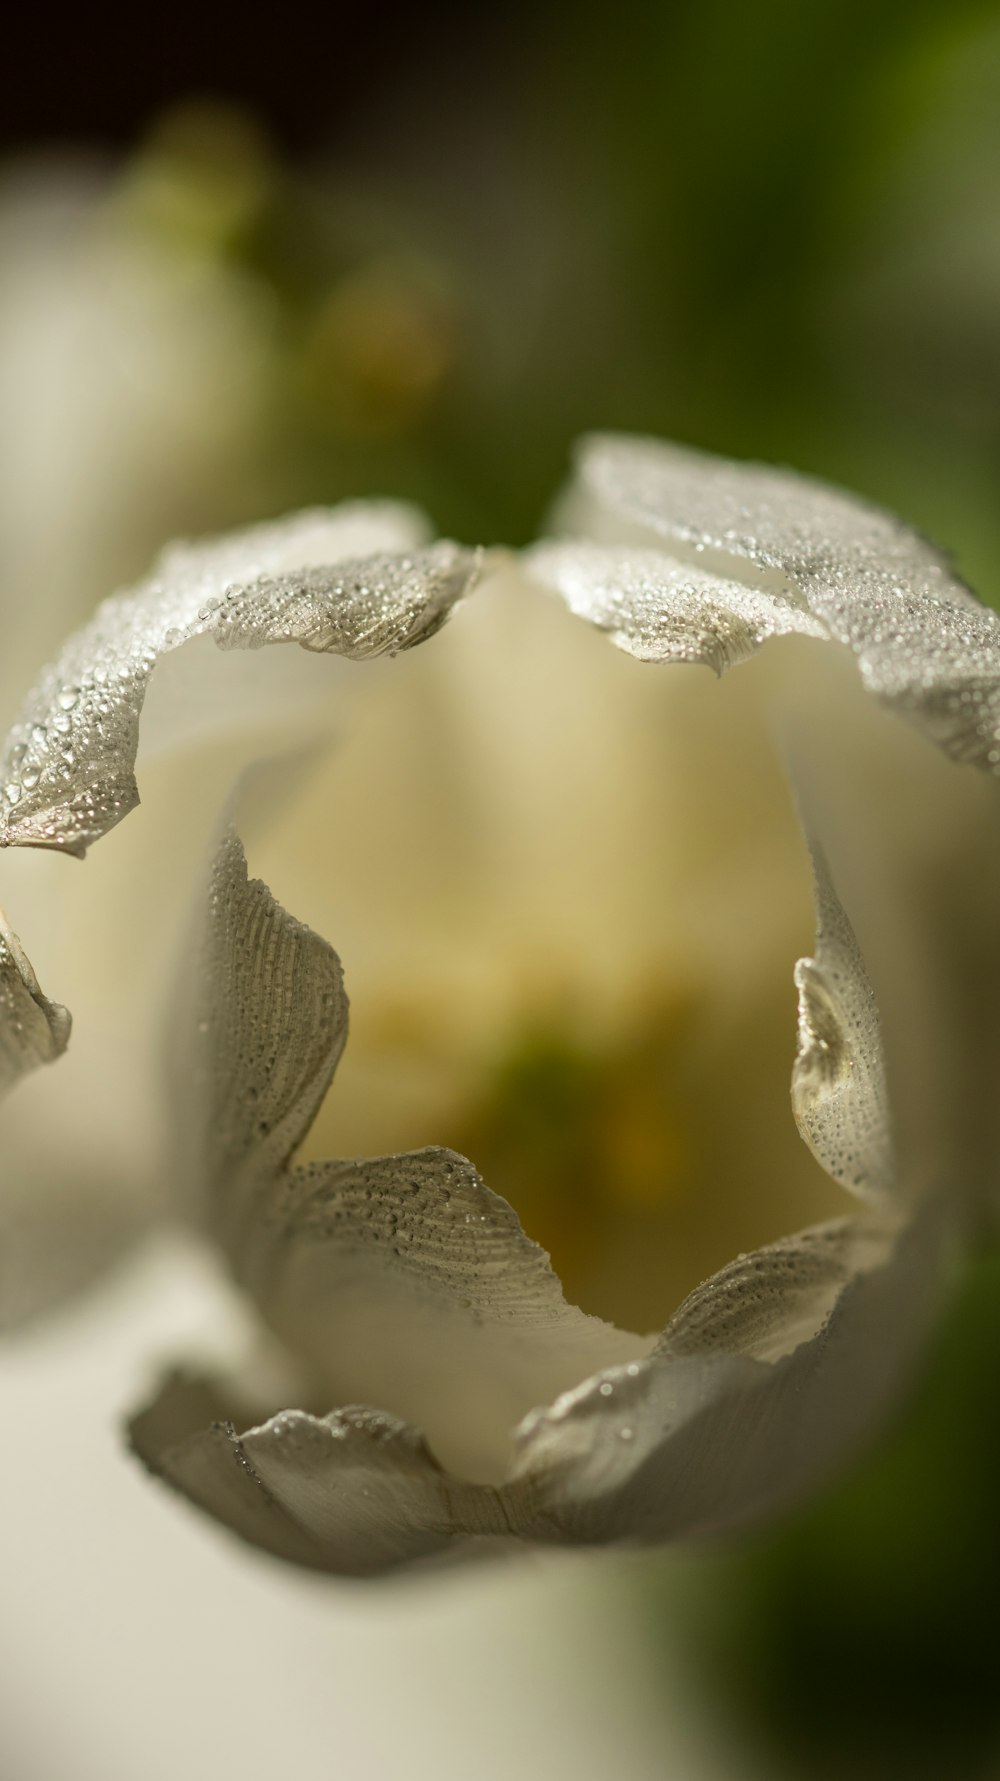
0 910 96 1327
777 655 1000 1216
0 506 479 857
656 1214 895 1363
526 541 826 672
129 1370 519 1576
131 1204 944 1570
210 546 475 657
512 1203 946 1547
0 1044 157 1332
548 433 1000 768
181 827 647 1483
179 825 349 1225
0 738 293 1334
0 907 69 1096
243 1148 647 1485
791 840 894 1201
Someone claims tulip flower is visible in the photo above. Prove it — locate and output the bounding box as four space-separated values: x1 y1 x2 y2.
2 435 997 1575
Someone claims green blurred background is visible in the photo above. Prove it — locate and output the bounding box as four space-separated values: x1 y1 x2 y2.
4 3 1000 1773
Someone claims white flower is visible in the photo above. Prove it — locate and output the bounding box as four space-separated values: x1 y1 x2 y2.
0 159 282 1324
2 434 997 1575
0 160 275 691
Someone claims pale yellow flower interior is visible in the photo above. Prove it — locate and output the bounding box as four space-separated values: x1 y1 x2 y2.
250 569 847 1334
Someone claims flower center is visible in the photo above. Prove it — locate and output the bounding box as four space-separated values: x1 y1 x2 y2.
258 573 847 1334
448 996 695 1328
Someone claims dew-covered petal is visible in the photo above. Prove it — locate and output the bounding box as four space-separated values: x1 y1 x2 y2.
211 543 477 658
776 651 1000 1219
0 908 69 1096
242 1147 646 1484
179 826 349 1229
526 541 826 673
129 1370 521 1576
0 504 479 857
792 841 894 1202
183 827 647 1483
130 1206 944 1569
655 1214 895 1363
512 1203 945 1547
551 433 1000 769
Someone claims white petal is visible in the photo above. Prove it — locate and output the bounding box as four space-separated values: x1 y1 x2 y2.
0 745 266 1327
247 1148 646 1484
179 825 349 1224
210 546 476 657
526 540 826 672
776 646 1000 1215
183 828 647 1484
552 433 1000 769
0 912 112 1328
0 907 69 1095
512 1203 946 1546
656 1214 895 1363
792 840 894 1201
129 1371 519 1576
0 507 479 857
0 742 289 1333
130 1205 944 1568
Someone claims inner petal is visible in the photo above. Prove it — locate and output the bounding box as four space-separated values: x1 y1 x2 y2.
248 568 847 1334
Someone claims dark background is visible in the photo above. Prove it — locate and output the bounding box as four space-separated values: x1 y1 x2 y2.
7 2 1000 566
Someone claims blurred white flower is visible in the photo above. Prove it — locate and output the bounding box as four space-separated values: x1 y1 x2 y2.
2 434 998 1574
0 150 281 1320
0 152 276 713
